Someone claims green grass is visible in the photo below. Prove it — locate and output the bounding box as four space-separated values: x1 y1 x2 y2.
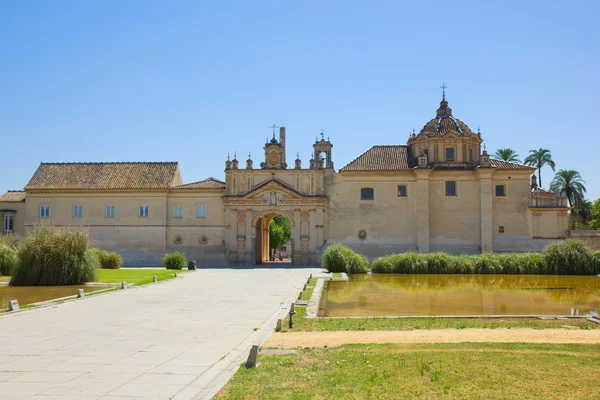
217 343 600 399
95 269 185 285
331 272 342 278
0 276 11 282
283 306 597 332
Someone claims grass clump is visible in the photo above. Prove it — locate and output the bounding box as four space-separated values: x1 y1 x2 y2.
322 243 368 274
0 244 19 276
162 252 186 270
94 249 123 269
10 226 97 286
370 240 596 275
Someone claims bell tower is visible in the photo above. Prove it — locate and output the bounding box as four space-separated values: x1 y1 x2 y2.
311 131 334 169
260 124 287 169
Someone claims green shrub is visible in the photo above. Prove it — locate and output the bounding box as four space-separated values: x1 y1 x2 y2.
162 252 186 270
321 243 368 274
424 252 454 274
593 251 600 275
544 240 593 275
0 234 22 250
473 253 503 274
452 255 475 274
0 245 18 276
96 250 122 269
371 256 393 273
10 226 97 286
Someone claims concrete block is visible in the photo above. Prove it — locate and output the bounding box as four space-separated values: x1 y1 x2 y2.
77 289 85 298
8 299 19 311
245 345 259 368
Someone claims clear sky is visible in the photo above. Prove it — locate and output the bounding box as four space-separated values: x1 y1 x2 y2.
1 1 598 200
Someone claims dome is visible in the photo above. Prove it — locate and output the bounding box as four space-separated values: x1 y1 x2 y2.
416 96 477 138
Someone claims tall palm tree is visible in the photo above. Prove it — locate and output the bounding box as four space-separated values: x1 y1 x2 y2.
493 148 521 163
572 198 593 224
549 169 586 208
524 148 555 188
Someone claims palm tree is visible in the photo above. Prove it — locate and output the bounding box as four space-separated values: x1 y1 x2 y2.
549 169 586 208
572 198 593 224
524 148 556 188
493 148 521 163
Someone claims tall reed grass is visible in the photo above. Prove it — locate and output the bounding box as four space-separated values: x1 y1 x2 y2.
10 226 97 285
0 245 18 276
322 243 368 274
370 240 596 275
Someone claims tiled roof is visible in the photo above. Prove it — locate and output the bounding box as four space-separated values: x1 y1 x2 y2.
412 98 478 139
340 145 415 171
173 177 226 189
25 162 179 190
489 159 534 170
0 191 25 203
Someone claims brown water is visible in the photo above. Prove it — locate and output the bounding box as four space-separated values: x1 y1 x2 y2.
319 275 600 317
1 285 111 309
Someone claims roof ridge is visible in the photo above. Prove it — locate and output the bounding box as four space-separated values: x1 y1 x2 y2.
39 161 178 165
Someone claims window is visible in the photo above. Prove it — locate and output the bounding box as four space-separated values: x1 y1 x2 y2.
139 205 149 218
361 188 374 200
469 149 473 162
499 226 505 233
173 205 183 218
423 149 429 160
105 205 115 218
445 147 455 161
496 185 506 197
196 205 206 218
73 205 82 218
40 205 50 218
397 185 407 197
3 214 14 233
445 181 457 196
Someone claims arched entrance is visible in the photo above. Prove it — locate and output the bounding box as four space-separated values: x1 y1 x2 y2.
254 212 293 264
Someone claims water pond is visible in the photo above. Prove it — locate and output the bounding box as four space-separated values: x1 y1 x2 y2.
318 274 600 317
1 285 111 309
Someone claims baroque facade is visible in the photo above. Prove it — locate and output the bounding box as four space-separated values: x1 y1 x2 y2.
0 96 569 266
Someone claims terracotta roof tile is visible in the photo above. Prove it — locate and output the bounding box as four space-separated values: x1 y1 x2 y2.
341 145 416 171
25 162 179 190
488 159 534 170
173 177 226 189
0 191 25 203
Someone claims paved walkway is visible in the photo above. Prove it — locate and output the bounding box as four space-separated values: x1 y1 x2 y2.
0 267 320 400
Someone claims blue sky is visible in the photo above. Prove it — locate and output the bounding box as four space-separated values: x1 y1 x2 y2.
1 1 598 200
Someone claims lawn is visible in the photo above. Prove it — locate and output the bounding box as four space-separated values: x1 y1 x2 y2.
0 276 10 282
284 306 598 331
217 342 600 399
95 268 185 285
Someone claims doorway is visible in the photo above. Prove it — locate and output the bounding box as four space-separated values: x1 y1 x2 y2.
255 213 292 264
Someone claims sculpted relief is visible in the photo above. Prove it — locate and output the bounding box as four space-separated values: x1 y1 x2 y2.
263 190 284 206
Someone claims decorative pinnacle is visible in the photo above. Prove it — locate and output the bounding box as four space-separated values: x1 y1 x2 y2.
248 152 251 159
227 153 230 161
269 124 279 137
296 151 300 159
327 136 330 141
320 129 325 140
233 151 237 159
478 126 481 134
440 82 447 100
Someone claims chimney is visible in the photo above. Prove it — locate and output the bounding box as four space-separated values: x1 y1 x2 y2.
279 127 286 165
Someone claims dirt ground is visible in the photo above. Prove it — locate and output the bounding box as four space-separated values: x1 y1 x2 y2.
265 328 600 348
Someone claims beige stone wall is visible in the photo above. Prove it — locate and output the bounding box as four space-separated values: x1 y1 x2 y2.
491 173 531 237
428 171 480 252
568 231 600 250
225 169 325 196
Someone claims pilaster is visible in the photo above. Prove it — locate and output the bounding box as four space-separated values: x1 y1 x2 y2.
477 169 494 253
415 169 432 253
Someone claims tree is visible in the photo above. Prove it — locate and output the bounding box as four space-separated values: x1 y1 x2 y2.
493 148 521 163
269 215 292 252
524 148 556 188
549 169 586 208
590 198 600 230
573 199 593 223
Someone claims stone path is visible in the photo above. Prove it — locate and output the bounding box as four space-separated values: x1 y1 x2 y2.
0 267 320 400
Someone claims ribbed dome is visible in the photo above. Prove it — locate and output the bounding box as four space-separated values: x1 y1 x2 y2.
417 97 476 138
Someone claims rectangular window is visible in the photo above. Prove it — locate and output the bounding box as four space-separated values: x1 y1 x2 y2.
445 147 455 161
445 181 457 196
499 226 505 233
3 214 14 233
361 188 374 200
105 205 115 218
196 205 207 218
139 205 149 218
397 185 407 197
495 185 506 197
73 205 83 218
40 205 50 218
173 205 183 218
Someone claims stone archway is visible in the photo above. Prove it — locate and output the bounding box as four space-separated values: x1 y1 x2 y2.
252 209 295 264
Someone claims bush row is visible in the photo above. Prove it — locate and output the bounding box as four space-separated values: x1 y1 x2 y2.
323 240 600 275
321 243 369 274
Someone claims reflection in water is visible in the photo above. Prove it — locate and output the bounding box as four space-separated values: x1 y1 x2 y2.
0 285 110 308
319 275 600 317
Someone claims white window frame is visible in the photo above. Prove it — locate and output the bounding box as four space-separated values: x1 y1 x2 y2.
173 205 183 218
139 205 149 218
40 205 50 219
73 205 83 218
105 205 115 218
196 204 207 219
3 214 14 233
